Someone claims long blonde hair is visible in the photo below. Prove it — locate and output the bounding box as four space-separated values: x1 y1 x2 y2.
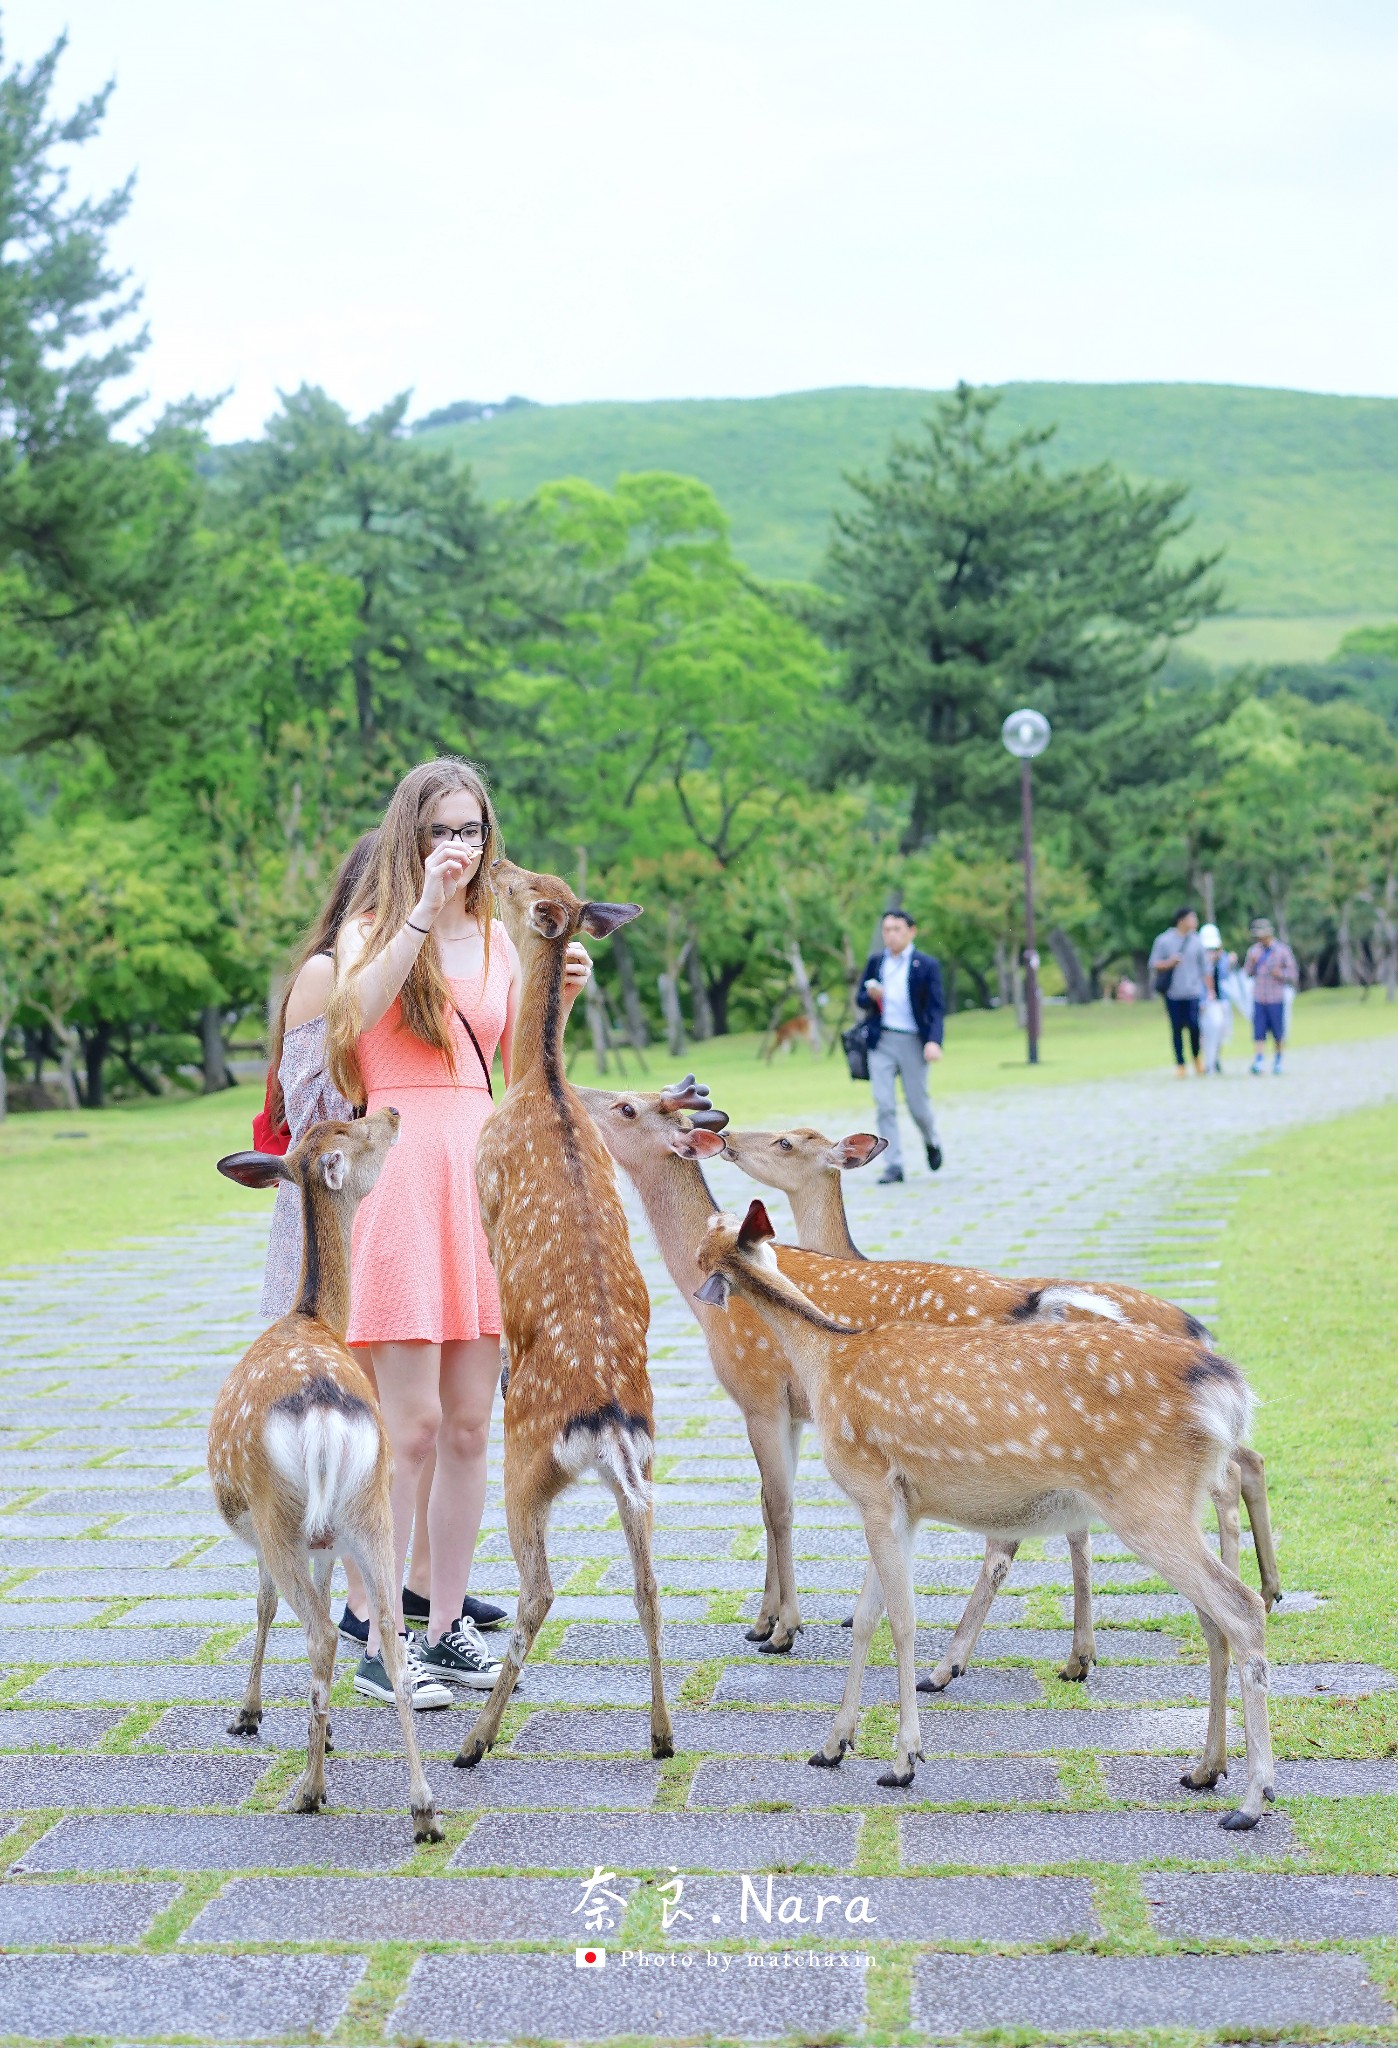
327 758 501 1105
266 830 379 1128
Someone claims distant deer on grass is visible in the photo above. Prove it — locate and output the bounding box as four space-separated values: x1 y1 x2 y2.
211 1110 442 1843
697 1200 1277 1830
455 858 673 1770
760 1015 813 1062
720 1120 1281 1687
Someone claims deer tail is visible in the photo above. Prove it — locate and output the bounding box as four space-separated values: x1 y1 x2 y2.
263 1377 380 1548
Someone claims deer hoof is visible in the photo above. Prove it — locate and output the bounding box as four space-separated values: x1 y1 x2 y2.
876 1763 917 1789
226 1710 262 1738
840 1614 854 1629
453 1741 488 1770
290 1786 327 1815
758 1633 796 1655
413 1807 446 1844
1219 1807 1260 1831
744 1619 776 1643
651 1732 675 1760
1059 1657 1093 1683
1181 1766 1224 1791
808 1742 846 1769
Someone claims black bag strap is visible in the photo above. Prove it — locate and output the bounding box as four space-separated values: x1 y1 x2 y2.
452 1004 495 1098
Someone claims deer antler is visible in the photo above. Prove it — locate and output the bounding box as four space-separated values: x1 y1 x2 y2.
659 1074 713 1114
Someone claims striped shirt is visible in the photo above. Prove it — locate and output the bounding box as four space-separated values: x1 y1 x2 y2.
1245 940 1298 1003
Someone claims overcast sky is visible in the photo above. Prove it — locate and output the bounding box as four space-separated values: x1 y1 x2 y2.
13 1 1397 439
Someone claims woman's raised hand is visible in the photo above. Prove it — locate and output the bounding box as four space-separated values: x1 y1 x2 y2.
563 941 593 1004
414 844 475 926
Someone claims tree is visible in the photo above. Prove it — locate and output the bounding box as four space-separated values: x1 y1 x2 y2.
824 383 1222 851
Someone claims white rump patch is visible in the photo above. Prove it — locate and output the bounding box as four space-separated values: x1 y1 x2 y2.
1033 1286 1126 1325
263 1408 379 1547
553 1420 654 1511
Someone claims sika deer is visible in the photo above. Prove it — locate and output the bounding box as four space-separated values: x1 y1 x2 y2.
696 1201 1277 1829
456 858 673 1769
721 1121 1280 1686
210 1111 442 1843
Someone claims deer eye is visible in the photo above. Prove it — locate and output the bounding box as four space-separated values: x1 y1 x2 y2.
776 1138 792 1152
619 1102 638 1120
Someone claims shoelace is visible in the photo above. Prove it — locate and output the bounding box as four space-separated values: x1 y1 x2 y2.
440 1622 498 1666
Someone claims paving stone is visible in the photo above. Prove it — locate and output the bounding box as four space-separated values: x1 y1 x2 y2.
22 1663 310 1704
1144 1871 1398 1937
665 1872 1095 1941
394 1949 868 2041
1079 1660 1398 1703
483 1662 699 1706
185 1873 636 1942
18 1568 255 1598
22 1485 216 1512
323 1757 661 1809
147 1703 467 1753
0 1755 269 1808
124 1597 269 1627
1106 1755 1398 1800
453 1810 860 1872
16 1813 418 1872
0 1708 125 1748
513 1708 842 1755
562 1620 1153 1663
0 1626 211 1663
0 1879 180 1944
0 1540 189 1568
910 1952 1391 2033
0 1952 365 2039
748 1590 1030 1625
691 1757 1060 1806
901 1808 1295 1866
715 1662 1043 1707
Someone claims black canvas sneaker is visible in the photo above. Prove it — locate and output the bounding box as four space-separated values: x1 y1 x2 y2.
353 1635 451 1710
417 1620 504 1690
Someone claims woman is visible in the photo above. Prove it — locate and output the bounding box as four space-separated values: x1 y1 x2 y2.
258 834 505 1687
1198 922 1237 1077
327 758 591 1704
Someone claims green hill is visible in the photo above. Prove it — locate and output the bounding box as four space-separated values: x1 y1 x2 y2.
419 383 1398 656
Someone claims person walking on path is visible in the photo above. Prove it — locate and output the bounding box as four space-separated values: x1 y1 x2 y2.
327 758 591 1707
1148 906 1209 1077
857 908 944 1184
1244 917 1298 1074
1198 923 1239 1076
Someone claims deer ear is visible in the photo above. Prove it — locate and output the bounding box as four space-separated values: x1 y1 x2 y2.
828 1133 887 1170
670 1127 726 1160
694 1272 731 1308
580 900 643 939
216 1151 290 1190
319 1148 349 1192
529 899 572 940
738 1199 776 1248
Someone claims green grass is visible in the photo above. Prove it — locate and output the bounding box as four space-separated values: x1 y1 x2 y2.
4 988 1396 1269
421 380 1398 622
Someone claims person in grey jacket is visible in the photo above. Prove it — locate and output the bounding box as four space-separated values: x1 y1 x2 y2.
1148 905 1208 1076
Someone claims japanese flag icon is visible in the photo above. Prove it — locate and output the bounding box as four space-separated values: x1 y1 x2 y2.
575 1947 606 1968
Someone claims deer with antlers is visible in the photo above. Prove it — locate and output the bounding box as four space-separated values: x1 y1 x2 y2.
697 1200 1277 1829
455 858 673 1771
719 1121 1280 1686
210 1110 443 1843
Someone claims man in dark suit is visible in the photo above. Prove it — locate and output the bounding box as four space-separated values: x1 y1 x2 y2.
857 909 945 1183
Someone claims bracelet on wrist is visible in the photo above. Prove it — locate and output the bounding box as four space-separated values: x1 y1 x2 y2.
406 918 431 935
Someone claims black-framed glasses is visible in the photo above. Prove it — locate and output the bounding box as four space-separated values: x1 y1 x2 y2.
427 822 488 847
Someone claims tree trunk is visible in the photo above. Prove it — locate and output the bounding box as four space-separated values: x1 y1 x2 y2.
201 1007 231 1094
117 1034 164 1097
1337 901 1356 986
994 938 1013 1011
1385 870 1398 1003
583 976 610 1074
957 958 990 1009
1011 955 1027 1030
786 941 824 1055
1048 926 1094 1005
610 929 651 1050
52 1024 82 1112
1199 869 1216 926
82 1021 113 1110
657 973 685 1056
686 931 715 1041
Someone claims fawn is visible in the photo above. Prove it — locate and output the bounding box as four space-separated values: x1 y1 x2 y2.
721 1120 1280 1686
456 858 673 1770
696 1200 1277 1829
211 1110 442 1843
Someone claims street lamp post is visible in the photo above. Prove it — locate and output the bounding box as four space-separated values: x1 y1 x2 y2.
1000 708 1052 1065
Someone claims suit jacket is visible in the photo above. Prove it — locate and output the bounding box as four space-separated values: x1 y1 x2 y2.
857 947 945 1050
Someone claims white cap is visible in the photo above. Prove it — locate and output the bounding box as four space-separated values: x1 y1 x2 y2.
1199 923 1222 949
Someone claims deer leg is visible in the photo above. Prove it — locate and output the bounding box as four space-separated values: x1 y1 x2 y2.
743 1406 803 1652
1105 1507 1274 1829
274 1553 337 1815
922 1538 1018 1692
1180 1603 1232 1791
812 1552 885 1767
746 1474 782 1643
613 1479 674 1760
349 1527 442 1843
228 1560 279 1738
867 1515 923 1788
1059 1528 1096 1682
309 1552 338 1752
1236 1446 1282 1609
456 1475 557 1768
1211 1459 1243 1580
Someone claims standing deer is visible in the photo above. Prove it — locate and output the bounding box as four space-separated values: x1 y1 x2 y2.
720 1121 1281 1686
696 1201 1277 1830
211 1110 443 1843
455 858 673 1769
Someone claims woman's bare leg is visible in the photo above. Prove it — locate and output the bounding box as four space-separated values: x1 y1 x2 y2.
366 1341 443 1656
404 1451 436 1601
426 1336 500 1644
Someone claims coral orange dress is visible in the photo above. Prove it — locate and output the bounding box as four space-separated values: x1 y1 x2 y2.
346 932 516 1346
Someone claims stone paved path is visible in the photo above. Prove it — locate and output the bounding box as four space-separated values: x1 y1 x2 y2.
2 1035 1396 2044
